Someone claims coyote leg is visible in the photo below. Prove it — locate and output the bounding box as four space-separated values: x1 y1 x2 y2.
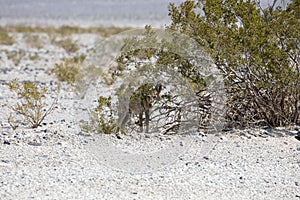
145 110 150 133
138 113 143 132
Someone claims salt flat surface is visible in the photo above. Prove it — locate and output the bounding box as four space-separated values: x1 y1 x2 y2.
0 0 184 27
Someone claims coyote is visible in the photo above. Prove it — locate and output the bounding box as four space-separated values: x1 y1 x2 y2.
121 83 162 133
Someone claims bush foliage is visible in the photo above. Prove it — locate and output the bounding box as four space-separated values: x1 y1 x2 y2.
50 55 86 83
109 26 215 133
168 0 300 127
80 1 299 134
81 96 120 134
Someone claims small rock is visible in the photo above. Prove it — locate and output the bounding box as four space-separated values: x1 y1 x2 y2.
3 140 10 145
219 136 228 141
42 135 49 140
1 159 10 163
222 127 232 132
203 156 209 160
28 141 42 146
17 140 23 145
116 134 122 139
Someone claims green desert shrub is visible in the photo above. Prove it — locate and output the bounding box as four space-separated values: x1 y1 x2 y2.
81 96 119 134
114 26 212 131
6 79 59 128
50 55 86 83
167 0 300 127
114 1 299 128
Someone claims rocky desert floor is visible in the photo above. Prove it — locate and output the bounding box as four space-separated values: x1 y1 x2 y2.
0 29 299 200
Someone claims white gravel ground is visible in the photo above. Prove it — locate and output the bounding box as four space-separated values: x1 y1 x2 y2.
0 31 299 200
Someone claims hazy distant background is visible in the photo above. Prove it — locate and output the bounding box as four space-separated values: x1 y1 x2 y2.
0 0 290 27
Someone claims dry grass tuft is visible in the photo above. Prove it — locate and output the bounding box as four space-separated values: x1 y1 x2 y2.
24 33 45 49
4 50 26 66
52 37 79 54
0 27 14 45
4 25 130 37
